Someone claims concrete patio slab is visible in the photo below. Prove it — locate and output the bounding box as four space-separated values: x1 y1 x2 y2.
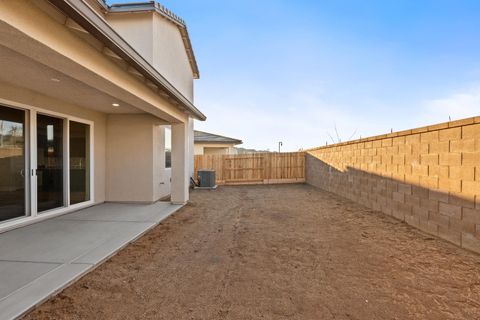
0 261 59 298
0 201 182 320
0 219 155 263
0 263 91 320
58 202 183 223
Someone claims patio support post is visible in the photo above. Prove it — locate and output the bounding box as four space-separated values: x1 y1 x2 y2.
188 117 195 178
171 121 190 204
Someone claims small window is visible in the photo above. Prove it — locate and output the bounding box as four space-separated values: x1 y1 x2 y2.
165 127 171 168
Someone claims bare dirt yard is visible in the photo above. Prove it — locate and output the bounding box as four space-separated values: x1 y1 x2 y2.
26 184 480 320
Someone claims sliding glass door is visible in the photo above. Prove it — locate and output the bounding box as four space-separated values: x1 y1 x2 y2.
0 104 93 225
36 114 64 212
0 106 26 222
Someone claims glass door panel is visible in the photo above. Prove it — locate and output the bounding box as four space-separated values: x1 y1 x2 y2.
0 106 26 221
69 121 90 204
37 114 64 212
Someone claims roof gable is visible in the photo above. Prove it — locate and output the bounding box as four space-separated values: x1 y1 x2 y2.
104 1 199 79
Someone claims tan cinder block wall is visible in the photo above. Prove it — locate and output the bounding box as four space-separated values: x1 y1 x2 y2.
306 116 480 253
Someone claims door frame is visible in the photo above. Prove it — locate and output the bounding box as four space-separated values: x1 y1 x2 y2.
0 98 95 233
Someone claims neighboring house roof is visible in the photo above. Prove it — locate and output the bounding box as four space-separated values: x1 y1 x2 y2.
194 131 243 145
104 1 199 80
48 0 206 121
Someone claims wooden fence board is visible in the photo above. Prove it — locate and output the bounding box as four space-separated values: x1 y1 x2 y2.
194 152 305 185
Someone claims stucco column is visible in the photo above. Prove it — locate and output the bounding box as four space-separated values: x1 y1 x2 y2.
188 117 195 178
171 122 189 204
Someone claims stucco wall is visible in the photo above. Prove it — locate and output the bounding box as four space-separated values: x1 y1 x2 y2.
104 13 154 63
306 117 480 253
105 12 194 102
0 81 107 204
204 147 229 155
152 14 194 102
106 114 172 203
194 144 204 155
194 143 238 155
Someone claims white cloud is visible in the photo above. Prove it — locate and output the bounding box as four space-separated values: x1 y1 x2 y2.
423 86 480 122
194 90 376 152
196 80 480 152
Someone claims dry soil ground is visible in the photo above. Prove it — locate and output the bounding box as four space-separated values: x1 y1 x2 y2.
26 184 480 320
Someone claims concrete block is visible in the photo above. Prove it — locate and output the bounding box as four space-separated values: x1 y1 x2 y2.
412 185 429 198
381 138 392 147
405 194 420 207
398 144 412 154
392 154 405 165
372 140 382 148
439 202 462 219
438 226 461 246
450 139 475 153
421 197 440 212
429 122 449 131
439 127 461 142
429 141 450 153
449 192 475 209
439 153 461 166
438 178 462 193
392 136 406 145
412 126 429 134
462 124 480 139
404 174 420 185
450 218 476 234
421 131 439 143
429 190 449 204
412 205 429 219
398 183 412 195
461 233 480 253
429 165 449 179
429 212 450 228
412 164 428 176
449 166 474 181
398 165 412 175
392 191 405 203
421 154 439 165
419 219 439 235
405 214 420 228
462 181 480 195
405 134 421 144
462 152 480 166
462 207 480 224
448 118 475 127
420 175 439 189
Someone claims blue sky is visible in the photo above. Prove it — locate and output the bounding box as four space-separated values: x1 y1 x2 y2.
108 0 480 151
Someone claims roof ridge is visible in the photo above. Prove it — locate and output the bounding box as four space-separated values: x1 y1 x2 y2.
108 1 186 26
194 130 243 144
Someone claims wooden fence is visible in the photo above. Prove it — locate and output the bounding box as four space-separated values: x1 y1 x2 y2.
194 152 305 185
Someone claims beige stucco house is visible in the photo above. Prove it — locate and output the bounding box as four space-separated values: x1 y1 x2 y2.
194 130 243 155
0 0 205 232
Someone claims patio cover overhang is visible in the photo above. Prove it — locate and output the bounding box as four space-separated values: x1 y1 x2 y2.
0 0 206 124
